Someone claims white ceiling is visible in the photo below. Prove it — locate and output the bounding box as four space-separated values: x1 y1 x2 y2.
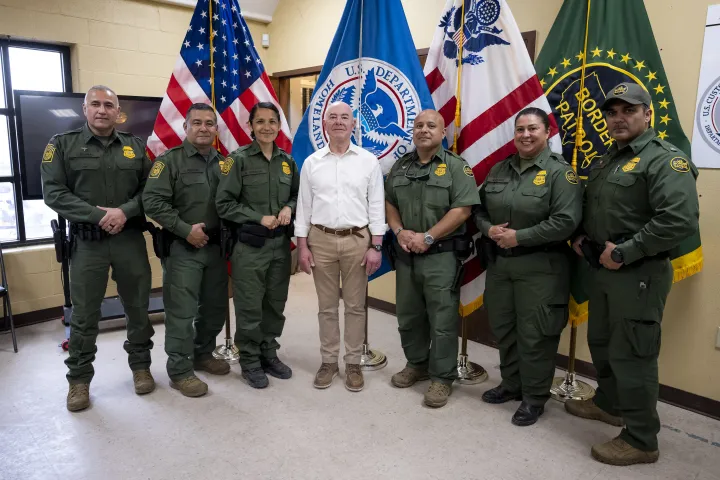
152 0 280 23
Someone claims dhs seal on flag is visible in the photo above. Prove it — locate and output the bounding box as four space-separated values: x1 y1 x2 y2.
309 58 421 174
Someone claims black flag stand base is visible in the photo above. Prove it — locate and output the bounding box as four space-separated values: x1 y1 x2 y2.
359 286 387 371
212 281 240 364
550 324 595 402
456 313 488 385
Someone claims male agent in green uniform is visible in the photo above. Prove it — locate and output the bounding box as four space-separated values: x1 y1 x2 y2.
216 102 299 389
41 85 154 412
568 83 699 466
385 109 480 408
142 103 230 398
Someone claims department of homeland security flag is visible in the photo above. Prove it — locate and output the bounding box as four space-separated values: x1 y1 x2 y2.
536 0 703 324
424 0 560 316
292 0 435 174
147 0 291 159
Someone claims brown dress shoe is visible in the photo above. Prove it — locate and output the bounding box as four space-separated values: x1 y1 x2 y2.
133 369 156 395
391 366 429 388
194 355 231 375
345 364 364 392
565 398 624 426
424 381 452 408
67 384 90 412
313 363 339 389
170 375 208 397
591 436 659 466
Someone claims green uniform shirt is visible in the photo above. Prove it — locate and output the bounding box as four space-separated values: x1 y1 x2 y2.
385 146 479 237
475 147 582 246
40 123 151 224
215 140 299 224
583 128 699 265
142 139 223 238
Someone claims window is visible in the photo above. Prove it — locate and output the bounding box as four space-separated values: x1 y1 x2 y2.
0 40 71 245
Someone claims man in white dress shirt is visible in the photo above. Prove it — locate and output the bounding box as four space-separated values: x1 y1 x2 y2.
295 102 385 392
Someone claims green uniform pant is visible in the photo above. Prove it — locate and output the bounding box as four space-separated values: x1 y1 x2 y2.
231 236 291 369
66 231 153 384
587 257 672 452
395 251 459 385
162 242 227 380
484 251 570 406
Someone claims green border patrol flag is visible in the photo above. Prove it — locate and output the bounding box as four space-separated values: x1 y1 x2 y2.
536 0 703 325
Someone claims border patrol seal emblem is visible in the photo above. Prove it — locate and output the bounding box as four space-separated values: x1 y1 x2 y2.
613 84 629 96
123 146 136 159
670 157 690 173
149 161 165 179
308 58 420 174
696 76 720 155
463 165 474 177
42 144 55 163
565 170 578 184
282 161 291 175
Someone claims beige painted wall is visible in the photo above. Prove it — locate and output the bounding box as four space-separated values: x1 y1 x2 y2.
0 0 267 314
267 0 720 402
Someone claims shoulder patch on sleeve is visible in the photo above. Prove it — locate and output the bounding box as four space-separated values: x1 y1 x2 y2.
42 144 56 163
565 170 578 184
149 161 165 179
463 165 474 177
669 157 690 173
219 157 234 175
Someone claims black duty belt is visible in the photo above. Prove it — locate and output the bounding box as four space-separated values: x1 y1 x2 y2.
494 242 568 258
236 223 289 239
70 218 147 241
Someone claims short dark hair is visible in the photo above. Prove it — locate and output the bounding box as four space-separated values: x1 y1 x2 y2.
515 107 550 131
248 102 281 139
185 103 217 122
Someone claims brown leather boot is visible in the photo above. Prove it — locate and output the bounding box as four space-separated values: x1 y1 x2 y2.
591 436 659 466
565 399 624 426
170 375 208 397
132 369 156 395
66 384 90 412
313 363 339 389
194 355 231 375
391 366 429 388
345 364 364 392
424 381 452 408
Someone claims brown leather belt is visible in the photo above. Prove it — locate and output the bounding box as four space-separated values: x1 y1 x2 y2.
313 224 366 238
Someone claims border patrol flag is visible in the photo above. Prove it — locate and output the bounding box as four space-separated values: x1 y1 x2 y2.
291 0 435 175
536 0 703 324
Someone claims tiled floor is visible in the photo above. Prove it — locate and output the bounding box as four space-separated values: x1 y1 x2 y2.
1 273 718 480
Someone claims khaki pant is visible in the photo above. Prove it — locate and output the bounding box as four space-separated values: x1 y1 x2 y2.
307 226 370 364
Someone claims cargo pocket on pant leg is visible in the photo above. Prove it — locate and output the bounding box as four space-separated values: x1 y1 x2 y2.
622 319 661 358
536 304 568 337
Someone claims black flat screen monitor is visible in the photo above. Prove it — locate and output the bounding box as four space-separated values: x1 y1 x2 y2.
14 91 161 200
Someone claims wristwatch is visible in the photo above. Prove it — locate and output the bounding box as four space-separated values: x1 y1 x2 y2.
424 232 435 245
610 247 624 264
395 227 404 235
371 244 383 252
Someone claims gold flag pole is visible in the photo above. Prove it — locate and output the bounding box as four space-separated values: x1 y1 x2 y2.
454 0 487 385
550 0 595 402
210 2 239 364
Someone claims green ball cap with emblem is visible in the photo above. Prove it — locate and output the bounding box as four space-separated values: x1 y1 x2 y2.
600 82 653 111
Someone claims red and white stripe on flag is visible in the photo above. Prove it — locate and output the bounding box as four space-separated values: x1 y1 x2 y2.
424 0 560 315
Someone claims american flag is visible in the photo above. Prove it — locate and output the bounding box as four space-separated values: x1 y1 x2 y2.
424 0 560 316
147 0 291 159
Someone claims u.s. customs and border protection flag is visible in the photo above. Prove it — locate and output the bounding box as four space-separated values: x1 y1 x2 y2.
424 0 560 316
536 0 703 325
292 0 436 280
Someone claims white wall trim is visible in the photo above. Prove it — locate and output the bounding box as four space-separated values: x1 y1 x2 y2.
150 0 273 24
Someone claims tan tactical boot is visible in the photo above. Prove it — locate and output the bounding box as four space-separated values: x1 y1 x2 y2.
313 362 339 389
170 375 208 397
194 355 231 375
565 398 624 426
391 366 430 388
424 381 452 408
591 436 659 466
345 364 364 392
66 384 90 412
132 369 156 395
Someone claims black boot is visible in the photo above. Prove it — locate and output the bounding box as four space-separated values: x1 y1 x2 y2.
242 367 269 389
511 401 544 426
482 385 522 404
261 357 293 379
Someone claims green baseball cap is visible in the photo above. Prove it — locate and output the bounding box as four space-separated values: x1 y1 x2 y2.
600 82 652 110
